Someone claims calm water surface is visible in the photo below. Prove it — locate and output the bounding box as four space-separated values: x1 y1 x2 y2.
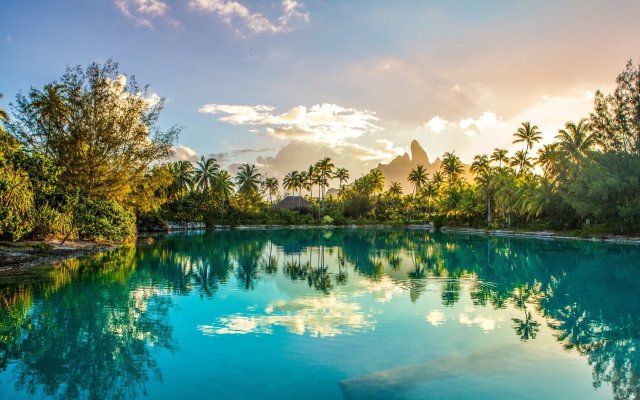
1 228 639 399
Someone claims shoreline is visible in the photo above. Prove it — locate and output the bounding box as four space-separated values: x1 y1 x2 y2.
3 224 638 271
439 226 640 245
0 240 118 272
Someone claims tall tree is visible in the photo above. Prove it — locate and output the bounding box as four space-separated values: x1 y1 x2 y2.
8 60 180 201
441 152 464 184
236 164 262 195
214 170 234 223
168 161 193 200
471 154 494 224
590 59 640 156
408 165 428 195
315 157 335 212
490 148 509 168
513 122 542 160
193 156 220 192
555 119 597 166
262 177 279 205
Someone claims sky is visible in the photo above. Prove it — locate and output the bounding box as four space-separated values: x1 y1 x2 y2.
2 0 640 178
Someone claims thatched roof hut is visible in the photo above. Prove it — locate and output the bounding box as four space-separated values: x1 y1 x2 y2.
275 196 312 210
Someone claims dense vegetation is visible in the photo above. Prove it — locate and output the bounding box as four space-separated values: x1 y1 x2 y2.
1 59 640 242
1 60 178 242
145 61 640 234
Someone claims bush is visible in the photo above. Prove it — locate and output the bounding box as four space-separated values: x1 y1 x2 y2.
322 215 334 225
74 198 136 242
31 203 74 239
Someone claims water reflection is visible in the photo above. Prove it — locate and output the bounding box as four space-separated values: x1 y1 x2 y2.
0 229 639 399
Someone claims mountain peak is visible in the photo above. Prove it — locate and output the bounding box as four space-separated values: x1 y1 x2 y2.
410 140 429 165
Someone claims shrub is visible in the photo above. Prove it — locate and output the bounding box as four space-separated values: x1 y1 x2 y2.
322 215 334 225
74 198 136 242
31 203 74 239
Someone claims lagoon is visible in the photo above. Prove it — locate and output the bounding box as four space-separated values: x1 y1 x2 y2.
1 228 638 399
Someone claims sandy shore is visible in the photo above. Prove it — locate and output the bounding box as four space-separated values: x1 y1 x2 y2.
0 240 117 271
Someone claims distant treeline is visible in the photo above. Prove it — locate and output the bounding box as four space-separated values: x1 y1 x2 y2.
1 59 640 242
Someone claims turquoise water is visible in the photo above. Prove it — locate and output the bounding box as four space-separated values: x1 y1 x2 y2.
1 229 639 400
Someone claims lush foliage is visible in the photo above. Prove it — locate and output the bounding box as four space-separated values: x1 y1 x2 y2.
0 61 177 242
3 59 640 240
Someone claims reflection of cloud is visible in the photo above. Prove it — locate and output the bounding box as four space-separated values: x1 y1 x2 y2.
199 296 373 337
426 310 446 327
459 312 496 332
354 276 404 303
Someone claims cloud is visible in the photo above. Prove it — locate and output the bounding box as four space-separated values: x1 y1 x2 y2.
200 103 382 144
115 0 180 28
171 145 199 163
410 93 593 162
115 0 166 28
425 116 449 133
255 141 400 183
189 0 309 36
198 296 373 337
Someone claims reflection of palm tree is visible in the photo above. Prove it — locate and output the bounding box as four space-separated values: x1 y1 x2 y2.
512 313 540 341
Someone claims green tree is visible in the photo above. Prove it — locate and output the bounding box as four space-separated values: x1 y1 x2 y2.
513 122 543 160
441 151 464 184
262 176 279 205
408 165 428 195
590 59 640 156
8 60 179 202
193 156 220 192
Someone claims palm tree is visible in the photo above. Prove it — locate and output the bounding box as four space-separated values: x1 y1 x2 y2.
369 169 385 195
262 177 279 205
536 144 561 180
421 182 438 214
431 171 445 189
283 171 298 196
490 148 509 168
387 181 403 198
555 118 597 165
513 121 542 159
334 167 349 193
511 150 533 176
236 164 262 215
315 157 335 212
471 154 493 224
168 161 193 200
408 165 428 195
441 152 464 184
214 170 234 223
193 156 220 192
25 84 68 156
236 163 262 195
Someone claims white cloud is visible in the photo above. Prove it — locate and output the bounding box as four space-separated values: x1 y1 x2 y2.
171 145 199 163
200 103 382 144
115 0 169 28
458 111 501 130
425 116 450 133
189 0 309 35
